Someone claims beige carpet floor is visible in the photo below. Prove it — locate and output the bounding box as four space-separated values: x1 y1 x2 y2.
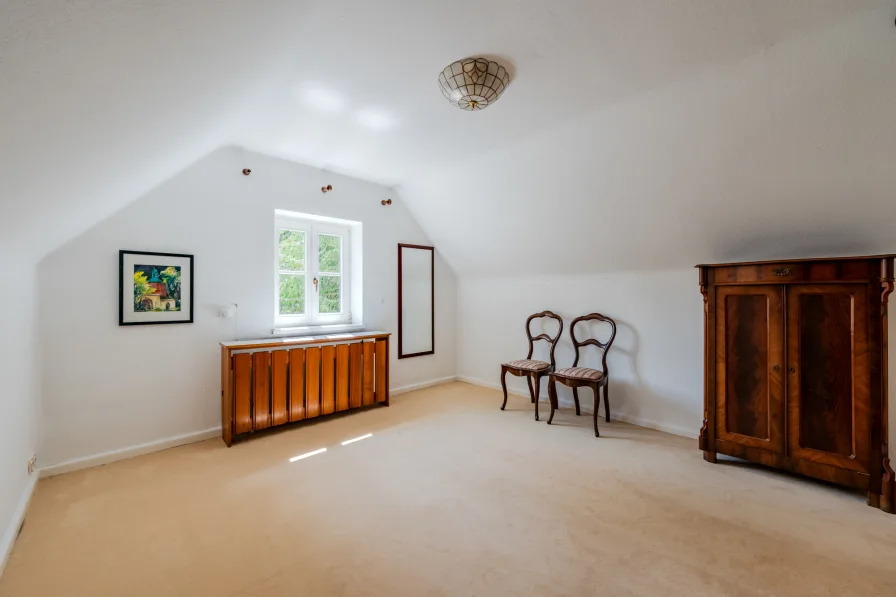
2 382 896 596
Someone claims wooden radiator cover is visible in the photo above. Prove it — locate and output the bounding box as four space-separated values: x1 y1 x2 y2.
220 332 390 446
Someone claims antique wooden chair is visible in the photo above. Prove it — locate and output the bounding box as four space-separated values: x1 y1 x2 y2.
547 313 617 436
500 311 563 420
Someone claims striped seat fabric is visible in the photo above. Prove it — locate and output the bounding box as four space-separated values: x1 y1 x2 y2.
553 367 603 381
504 359 550 371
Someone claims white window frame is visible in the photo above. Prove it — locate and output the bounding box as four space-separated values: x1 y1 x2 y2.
275 214 353 327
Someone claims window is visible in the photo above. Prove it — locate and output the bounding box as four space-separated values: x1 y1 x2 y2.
275 212 358 327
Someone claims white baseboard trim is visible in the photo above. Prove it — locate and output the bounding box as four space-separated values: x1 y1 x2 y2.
0 474 38 581
391 376 457 396
39 378 457 479
458 375 530 398
458 376 697 439
40 427 222 478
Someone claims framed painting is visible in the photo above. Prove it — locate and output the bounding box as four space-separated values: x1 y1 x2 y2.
119 250 194 326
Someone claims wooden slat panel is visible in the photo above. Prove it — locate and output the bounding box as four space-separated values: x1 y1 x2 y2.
349 342 363 409
375 338 388 404
253 352 272 430
289 348 306 422
305 346 321 418
362 341 375 406
222 347 233 446
336 344 350 411
271 350 289 426
233 353 253 435
321 345 336 415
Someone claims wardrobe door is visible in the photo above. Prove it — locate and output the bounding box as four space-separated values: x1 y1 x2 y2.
786 284 869 472
715 285 785 453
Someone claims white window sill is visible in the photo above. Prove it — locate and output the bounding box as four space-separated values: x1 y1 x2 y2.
271 323 365 337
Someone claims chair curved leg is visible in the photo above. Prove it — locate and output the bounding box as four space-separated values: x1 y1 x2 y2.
500 367 509 411
527 376 535 404
547 378 557 425
572 387 581 416
592 385 601 437
603 381 610 423
533 375 541 421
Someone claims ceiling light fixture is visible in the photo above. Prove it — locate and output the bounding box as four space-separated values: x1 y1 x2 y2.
438 57 510 111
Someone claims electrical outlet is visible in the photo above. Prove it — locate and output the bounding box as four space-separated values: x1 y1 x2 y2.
27 455 37 475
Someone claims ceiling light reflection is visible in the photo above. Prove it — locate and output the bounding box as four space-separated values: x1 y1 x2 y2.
289 447 327 462
356 108 395 131
341 433 373 446
301 86 346 113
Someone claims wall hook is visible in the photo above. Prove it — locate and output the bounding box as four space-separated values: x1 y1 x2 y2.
321 184 333 193
242 169 251 176
381 198 392 206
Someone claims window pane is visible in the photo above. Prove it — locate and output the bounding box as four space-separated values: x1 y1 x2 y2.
279 274 305 315
318 234 341 273
319 275 341 313
279 230 306 271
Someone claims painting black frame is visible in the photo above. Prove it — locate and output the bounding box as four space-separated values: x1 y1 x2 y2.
119 250 194 326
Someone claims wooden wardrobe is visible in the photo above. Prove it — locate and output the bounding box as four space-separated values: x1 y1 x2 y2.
698 255 895 513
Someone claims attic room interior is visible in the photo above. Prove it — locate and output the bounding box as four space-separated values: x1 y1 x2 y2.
3 0 896 595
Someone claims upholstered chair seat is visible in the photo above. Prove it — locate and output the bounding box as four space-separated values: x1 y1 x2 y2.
503 359 550 371
553 367 603 381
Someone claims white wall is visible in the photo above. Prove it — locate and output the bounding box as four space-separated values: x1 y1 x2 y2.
458 270 703 437
38 147 456 468
0 256 40 570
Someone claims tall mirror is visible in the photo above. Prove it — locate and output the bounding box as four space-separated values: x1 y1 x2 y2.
398 243 434 358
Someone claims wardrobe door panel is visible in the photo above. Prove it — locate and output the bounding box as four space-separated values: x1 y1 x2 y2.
787 284 869 472
715 285 785 453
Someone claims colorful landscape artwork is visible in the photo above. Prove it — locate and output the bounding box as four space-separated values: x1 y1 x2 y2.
133 264 182 312
119 250 193 326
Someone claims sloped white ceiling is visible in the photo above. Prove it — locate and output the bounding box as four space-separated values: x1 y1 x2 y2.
400 4 896 274
2 1 894 273
0 0 315 260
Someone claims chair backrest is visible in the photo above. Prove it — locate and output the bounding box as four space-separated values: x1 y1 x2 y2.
570 313 617 376
525 311 564 369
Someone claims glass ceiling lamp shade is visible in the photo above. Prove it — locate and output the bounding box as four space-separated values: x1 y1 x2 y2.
438 58 510 111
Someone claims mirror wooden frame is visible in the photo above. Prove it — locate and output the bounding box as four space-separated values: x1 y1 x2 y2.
398 243 435 359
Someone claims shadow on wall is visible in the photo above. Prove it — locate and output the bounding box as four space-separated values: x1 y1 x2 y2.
506 314 699 438
714 229 878 265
